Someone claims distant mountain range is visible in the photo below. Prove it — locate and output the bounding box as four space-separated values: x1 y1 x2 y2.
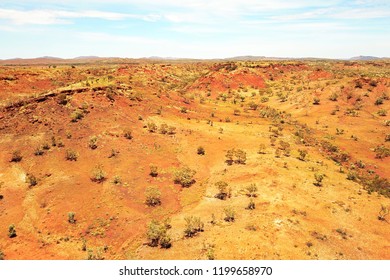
0 55 388 65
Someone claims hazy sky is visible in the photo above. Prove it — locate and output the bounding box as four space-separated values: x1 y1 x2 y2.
0 0 389 59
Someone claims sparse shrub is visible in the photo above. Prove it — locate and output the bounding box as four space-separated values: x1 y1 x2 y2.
146 220 171 248
159 123 168 134
375 98 384 105
184 216 204 237
257 143 266 154
298 149 308 161
167 126 176 135
65 149 78 161
0 249 4 260
374 145 390 159
91 164 106 183
223 206 235 222
313 97 320 105
112 175 122 185
246 183 258 197
149 165 158 177
215 181 228 200
145 186 161 206
261 96 269 103
378 205 389 221
108 149 119 158
159 234 172 249
235 149 247 164
313 173 324 187
248 101 258 110
329 93 338 101
233 109 241 116
347 171 357 181
34 146 44 156
8 224 16 238
88 136 98 149
246 199 256 210
385 134 390 142
180 107 187 113
70 109 84 122
377 109 387 116
68 212 76 224
197 146 205 155
10 150 22 162
57 93 68 105
26 173 38 187
173 167 196 187
147 122 157 132
123 129 132 139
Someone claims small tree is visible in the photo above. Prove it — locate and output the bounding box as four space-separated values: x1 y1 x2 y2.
173 167 196 187
68 212 76 224
8 224 16 238
145 186 161 206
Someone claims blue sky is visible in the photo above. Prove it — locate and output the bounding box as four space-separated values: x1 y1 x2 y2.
0 0 389 59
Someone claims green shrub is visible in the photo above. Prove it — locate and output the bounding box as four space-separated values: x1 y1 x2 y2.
123 129 133 139
197 146 205 155
184 216 204 237
223 206 235 222
173 167 196 187
88 136 98 149
71 109 84 122
8 224 16 238
215 181 228 200
10 150 22 162
65 149 78 161
313 173 324 186
68 212 76 224
246 183 258 197
145 186 161 206
91 164 106 183
26 173 38 187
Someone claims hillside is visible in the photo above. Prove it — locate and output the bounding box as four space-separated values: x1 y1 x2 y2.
0 60 389 260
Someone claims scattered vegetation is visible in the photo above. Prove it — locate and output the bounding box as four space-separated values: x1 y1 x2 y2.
197 146 205 155
225 148 247 165
146 220 171 248
26 173 38 187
